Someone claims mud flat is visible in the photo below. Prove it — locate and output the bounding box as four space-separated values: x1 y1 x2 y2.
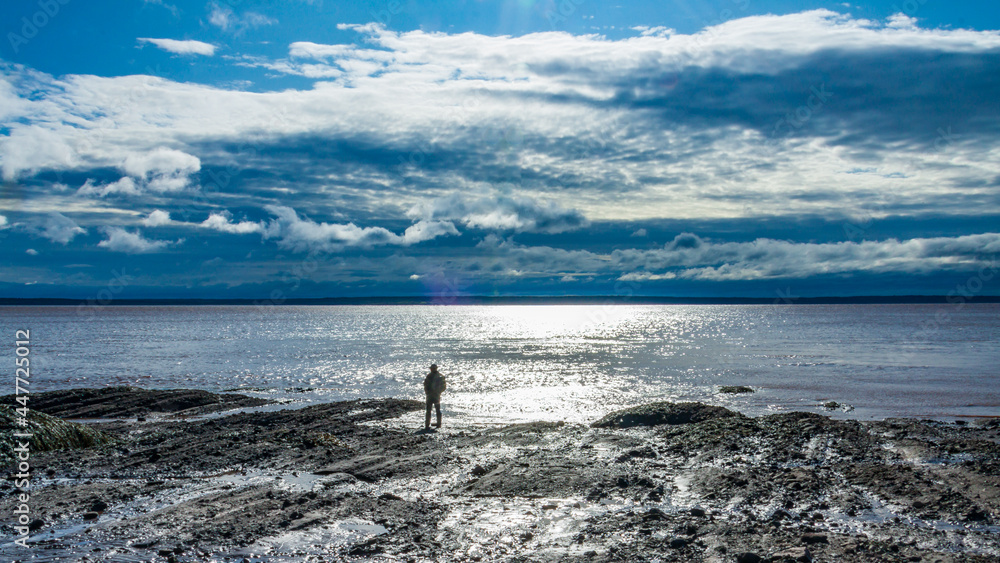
2 389 998 562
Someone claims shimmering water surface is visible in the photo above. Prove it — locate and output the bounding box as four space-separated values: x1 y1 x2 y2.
3 304 998 422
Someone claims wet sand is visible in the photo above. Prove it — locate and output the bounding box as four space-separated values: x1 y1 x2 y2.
2 387 999 562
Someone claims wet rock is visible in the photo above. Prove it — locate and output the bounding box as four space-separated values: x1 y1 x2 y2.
7 390 1000 562
83 511 99 520
90 500 109 512
771 546 811 561
669 537 688 548
801 532 827 544
471 464 488 477
0 406 116 465
965 507 988 521
771 509 793 521
0 386 271 418
591 402 742 428
616 446 658 461
643 508 667 521
718 386 755 394
28 518 44 531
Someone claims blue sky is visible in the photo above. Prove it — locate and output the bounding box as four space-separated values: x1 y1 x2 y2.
1 0 999 299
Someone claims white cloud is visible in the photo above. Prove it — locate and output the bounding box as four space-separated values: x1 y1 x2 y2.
201 212 266 234
122 147 200 180
77 177 141 197
401 219 460 244
619 272 676 281
208 3 276 32
142 0 179 17
288 42 358 60
137 38 217 56
32 213 86 244
25 248 38 255
409 194 588 233
142 209 172 227
74 149 200 198
97 227 180 253
886 13 919 30
0 214 7 228
121 148 200 193
263 205 457 251
0 125 75 181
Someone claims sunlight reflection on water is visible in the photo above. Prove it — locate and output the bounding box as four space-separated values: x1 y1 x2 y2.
4 304 999 422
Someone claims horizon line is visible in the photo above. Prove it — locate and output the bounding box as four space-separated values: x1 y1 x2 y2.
2 295 998 306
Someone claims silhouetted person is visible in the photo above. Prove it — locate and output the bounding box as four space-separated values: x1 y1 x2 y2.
424 363 446 429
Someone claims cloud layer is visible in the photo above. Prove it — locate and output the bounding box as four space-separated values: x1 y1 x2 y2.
2 10 999 296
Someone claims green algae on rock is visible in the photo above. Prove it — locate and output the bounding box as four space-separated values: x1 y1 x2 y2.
0 406 116 465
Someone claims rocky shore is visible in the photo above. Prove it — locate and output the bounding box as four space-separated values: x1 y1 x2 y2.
2 387 998 562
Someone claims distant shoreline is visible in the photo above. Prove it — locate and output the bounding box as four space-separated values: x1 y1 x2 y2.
1 295 999 306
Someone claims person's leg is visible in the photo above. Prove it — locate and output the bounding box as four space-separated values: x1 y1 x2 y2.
425 398 432 429
434 400 442 427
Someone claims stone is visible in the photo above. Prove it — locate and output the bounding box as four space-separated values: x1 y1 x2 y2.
771 546 811 561
965 507 988 522
643 508 667 521
591 402 742 428
736 553 763 563
801 532 827 544
718 386 755 394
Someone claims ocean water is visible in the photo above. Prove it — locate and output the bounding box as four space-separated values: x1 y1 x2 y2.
3 304 998 423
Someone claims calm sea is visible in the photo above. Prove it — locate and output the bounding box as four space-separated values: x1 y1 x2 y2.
3 304 998 423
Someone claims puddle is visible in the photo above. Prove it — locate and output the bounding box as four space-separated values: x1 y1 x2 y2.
239 518 388 559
